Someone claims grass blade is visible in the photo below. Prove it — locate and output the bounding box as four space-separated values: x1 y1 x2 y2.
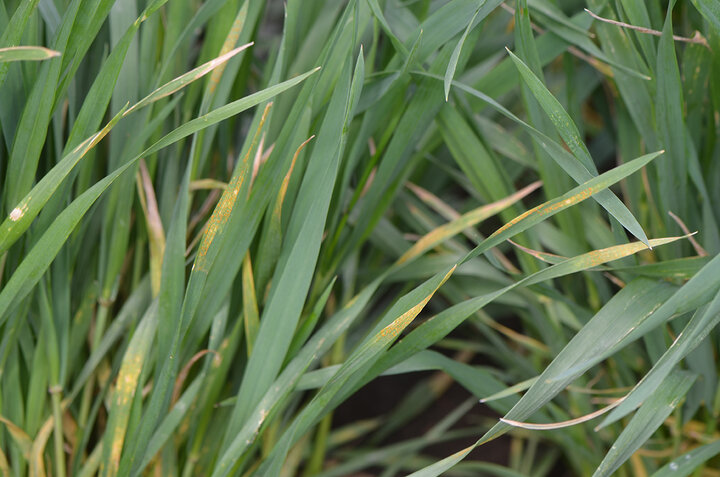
0 46 60 62
651 439 720 477
124 43 253 116
505 48 650 246
0 69 319 323
592 371 696 477
598 288 720 428
690 0 720 32
0 106 127 255
398 182 541 265
101 303 158 477
444 7 480 101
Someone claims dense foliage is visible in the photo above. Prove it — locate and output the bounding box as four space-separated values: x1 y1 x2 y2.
1 0 720 475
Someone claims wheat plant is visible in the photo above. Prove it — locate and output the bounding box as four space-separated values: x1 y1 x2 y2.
1 0 719 476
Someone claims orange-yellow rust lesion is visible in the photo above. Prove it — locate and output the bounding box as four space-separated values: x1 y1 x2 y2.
492 186 597 237
194 103 271 272
374 266 455 343
195 174 243 271
276 135 315 210
209 16 245 93
67 129 103 157
107 355 145 476
451 445 474 459
491 207 536 237
399 184 542 265
584 242 646 265
193 105 271 271
90 111 122 146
